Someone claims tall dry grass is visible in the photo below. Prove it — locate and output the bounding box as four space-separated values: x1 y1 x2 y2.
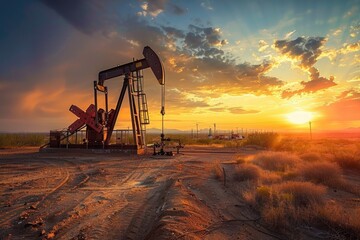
233 139 360 237
0 133 47 148
233 164 261 182
243 181 326 229
299 162 344 188
332 152 360 171
252 151 300 172
243 132 279 149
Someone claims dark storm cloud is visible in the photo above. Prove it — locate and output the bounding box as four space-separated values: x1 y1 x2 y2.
40 0 116 35
275 37 326 69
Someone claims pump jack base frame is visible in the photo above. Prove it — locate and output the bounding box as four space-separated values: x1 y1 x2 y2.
40 144 145 155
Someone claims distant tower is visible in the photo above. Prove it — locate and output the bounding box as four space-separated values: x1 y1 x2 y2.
214 123 216 136
208 128 213 139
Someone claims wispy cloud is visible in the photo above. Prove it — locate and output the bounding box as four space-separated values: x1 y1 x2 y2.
284 30 296 39
201 1 213 11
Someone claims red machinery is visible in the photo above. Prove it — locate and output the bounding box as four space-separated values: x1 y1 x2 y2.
48 46 165 154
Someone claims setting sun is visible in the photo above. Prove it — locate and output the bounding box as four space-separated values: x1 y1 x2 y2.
286 111 313 124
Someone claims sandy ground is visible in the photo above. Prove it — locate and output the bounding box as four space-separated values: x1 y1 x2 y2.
0 147 359 239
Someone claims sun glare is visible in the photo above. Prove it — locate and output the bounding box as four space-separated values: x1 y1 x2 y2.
286 111 313 124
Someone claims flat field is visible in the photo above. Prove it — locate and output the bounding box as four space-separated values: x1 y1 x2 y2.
0 141 359 239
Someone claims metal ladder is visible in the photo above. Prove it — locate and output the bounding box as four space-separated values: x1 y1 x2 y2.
132 70 149 144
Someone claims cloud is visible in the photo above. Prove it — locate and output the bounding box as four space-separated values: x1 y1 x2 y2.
320 40 360 63
201 1 213 11
350 23 360 38
282 67 337 98
228 107 260 114
139 0 166 17
332 28 342 36
274 36 337 98
274 36 326 69
137 0 185 17
208 107 260 114
167 88 210 110
162 26 185 39
258 40 269 52
341 41 360 54
284 30 296 39
183 25 228 58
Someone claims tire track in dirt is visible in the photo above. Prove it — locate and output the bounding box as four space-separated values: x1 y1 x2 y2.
123 179 174 240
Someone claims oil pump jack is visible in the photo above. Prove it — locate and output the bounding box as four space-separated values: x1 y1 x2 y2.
46 46 171 154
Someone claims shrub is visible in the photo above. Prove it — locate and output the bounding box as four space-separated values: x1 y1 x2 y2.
275 181 326 207
233 164 261 182
0 133 47 147
252 151 300 172
255 186 272 205
260 171 282 184
332 152 360 171
243 132 279 149
274 137 311 153
319 203 360 238
299 162 343 187
300 152 322 162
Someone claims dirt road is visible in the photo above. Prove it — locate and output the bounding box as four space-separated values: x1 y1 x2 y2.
0 148 284 240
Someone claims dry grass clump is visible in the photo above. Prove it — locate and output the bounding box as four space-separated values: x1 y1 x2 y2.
0 133 47 147
252 151 300 172
332 152 360 171
299 162 343 188
299 152 322 162
260 171 282 184
233 164 261 182
243 181 327 229
243 132 280 149
273 137 311 153
275 181 326 207
319 203 360 238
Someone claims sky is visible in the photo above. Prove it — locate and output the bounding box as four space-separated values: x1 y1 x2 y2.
0 0 359 133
